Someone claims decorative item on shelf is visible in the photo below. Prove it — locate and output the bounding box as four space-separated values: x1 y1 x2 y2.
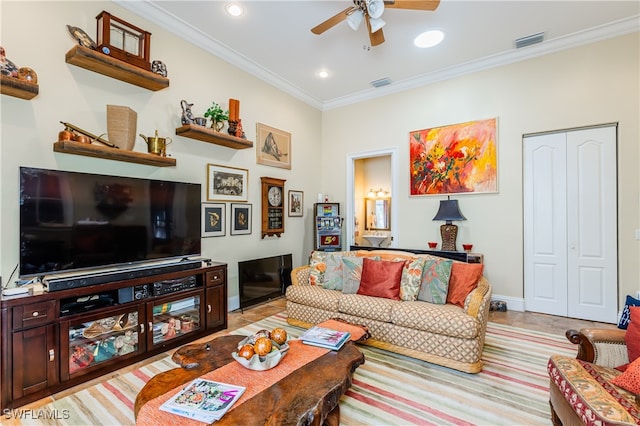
232 328 289 371
193 117 207 127
17 67 37 84
95 11 151 70
428 241 438 249
139 130 172 156
180 99 195 125
0 46 19 77
204 101 229 132
107 105 137 150
462 243 473 252
227 98 247 139
59 121 118 148
66 25 97 49
151 60 167 77
432 196 466 251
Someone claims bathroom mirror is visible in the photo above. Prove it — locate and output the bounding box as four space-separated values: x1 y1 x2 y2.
365 198 390 230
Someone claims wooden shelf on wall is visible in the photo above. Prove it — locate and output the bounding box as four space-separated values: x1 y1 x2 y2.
65 45 169 91
53 140 176 167
175 124 254 150
0 75 39 100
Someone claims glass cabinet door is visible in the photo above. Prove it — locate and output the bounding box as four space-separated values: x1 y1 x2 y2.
65 307 143 379
149 291 203 348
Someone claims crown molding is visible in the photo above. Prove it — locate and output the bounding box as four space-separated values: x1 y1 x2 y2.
115 1 638 112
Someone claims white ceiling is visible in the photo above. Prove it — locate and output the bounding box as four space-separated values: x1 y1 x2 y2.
116 1 640 110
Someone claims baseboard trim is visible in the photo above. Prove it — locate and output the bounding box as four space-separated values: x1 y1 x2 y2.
491 294 525 312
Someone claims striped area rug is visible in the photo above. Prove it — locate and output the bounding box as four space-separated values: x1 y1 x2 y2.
7 313 576 426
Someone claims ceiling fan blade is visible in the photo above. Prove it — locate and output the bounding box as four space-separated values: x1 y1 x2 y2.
365 17 385 46
384 0 440 11
311 7 353 34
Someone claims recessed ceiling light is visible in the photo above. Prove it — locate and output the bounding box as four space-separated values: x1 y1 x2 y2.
225 3 244 17
317 70 329 79
414 30 444 48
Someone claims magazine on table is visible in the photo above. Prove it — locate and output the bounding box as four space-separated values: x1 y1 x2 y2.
299 325 351 350
159 378 245 423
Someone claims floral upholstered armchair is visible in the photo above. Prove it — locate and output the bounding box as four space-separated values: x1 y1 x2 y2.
547 327 640 426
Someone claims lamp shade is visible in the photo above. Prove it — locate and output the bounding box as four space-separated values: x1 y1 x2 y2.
367 0 385 19
346 10 364 31
432 199 466 223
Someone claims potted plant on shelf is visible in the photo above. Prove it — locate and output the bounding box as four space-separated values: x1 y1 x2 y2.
204 101 229 132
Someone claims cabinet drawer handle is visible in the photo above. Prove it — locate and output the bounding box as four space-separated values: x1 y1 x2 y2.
32 311 39 317
49 349 55 362
212 275 219 280
207 304 212 313
140 323 145 334
148 322 152 332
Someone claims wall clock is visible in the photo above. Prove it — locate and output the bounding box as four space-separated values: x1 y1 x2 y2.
261 177 286 238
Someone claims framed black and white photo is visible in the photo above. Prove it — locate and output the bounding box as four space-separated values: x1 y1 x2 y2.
201 203 225 237
288 190 303 217
206 164 248 202
231 203 252 235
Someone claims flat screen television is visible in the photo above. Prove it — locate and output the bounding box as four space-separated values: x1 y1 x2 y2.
19 167 201 278
238 254 292 309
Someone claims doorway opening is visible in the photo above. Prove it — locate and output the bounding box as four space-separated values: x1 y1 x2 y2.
346 148 398 249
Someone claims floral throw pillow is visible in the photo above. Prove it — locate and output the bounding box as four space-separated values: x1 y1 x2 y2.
321 253 345 290
309 251 328 286
417 258 453 304
342 256 365 294
397 257 426 301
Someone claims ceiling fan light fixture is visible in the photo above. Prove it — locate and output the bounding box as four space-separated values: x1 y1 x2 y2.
346 10 364 31
369 17 385 33
366 0 385 19
414 30 444 48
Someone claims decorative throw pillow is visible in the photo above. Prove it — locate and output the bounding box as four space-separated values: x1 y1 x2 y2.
309 251 328 286
618 295 640 329
446 263 484 307
357 258 404 300
611 356 640 395
321 253 344 290
417 258 453 304
625 306 640 363
398 257 426 301
342 256 365 294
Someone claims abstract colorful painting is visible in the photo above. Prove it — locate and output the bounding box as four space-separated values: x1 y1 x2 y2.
409 118 497 195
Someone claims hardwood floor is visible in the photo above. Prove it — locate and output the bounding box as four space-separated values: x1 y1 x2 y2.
21 296 617 410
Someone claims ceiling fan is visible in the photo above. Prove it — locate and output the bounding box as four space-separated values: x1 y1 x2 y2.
311 0 440 47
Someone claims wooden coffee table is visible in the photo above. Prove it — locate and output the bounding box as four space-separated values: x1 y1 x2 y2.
134 335 365 425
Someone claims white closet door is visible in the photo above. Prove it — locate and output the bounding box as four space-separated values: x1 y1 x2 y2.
566 126 618 323
524 133 568 316
524 125 617 322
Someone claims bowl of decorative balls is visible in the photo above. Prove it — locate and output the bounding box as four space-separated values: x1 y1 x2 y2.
232 328 289 371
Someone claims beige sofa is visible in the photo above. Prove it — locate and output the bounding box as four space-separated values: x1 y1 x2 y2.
285 249 492 373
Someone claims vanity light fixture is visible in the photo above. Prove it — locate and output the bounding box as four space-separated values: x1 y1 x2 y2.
367 188 376 197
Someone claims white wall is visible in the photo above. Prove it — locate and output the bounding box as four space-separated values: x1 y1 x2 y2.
0 1 322 308
322 33 640 307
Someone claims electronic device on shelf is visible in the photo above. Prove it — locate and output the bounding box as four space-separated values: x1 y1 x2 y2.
152 275 198 296
19 167 202 284
60 293 116 316
118 284 149 304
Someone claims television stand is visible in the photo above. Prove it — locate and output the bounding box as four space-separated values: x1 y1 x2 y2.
0 262 228 410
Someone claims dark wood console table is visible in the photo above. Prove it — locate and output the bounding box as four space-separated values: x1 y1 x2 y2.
0 262 227 410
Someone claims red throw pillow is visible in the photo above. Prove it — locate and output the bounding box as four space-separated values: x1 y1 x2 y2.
446 263 484 307
357 258 404 300
626 306 640 363
611 355 640 394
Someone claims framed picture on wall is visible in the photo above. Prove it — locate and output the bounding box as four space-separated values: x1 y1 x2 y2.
201 203 225 237
288 190 303 217
230 203 252 235
256 123 291 169
206 164 248 202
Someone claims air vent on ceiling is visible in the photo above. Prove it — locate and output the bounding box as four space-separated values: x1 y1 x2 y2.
515 32 545 49
370 77 392 88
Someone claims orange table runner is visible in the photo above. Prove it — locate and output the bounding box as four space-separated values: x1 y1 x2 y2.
136 340 328 426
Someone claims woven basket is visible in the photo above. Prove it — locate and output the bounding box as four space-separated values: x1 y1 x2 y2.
107 105 137 150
